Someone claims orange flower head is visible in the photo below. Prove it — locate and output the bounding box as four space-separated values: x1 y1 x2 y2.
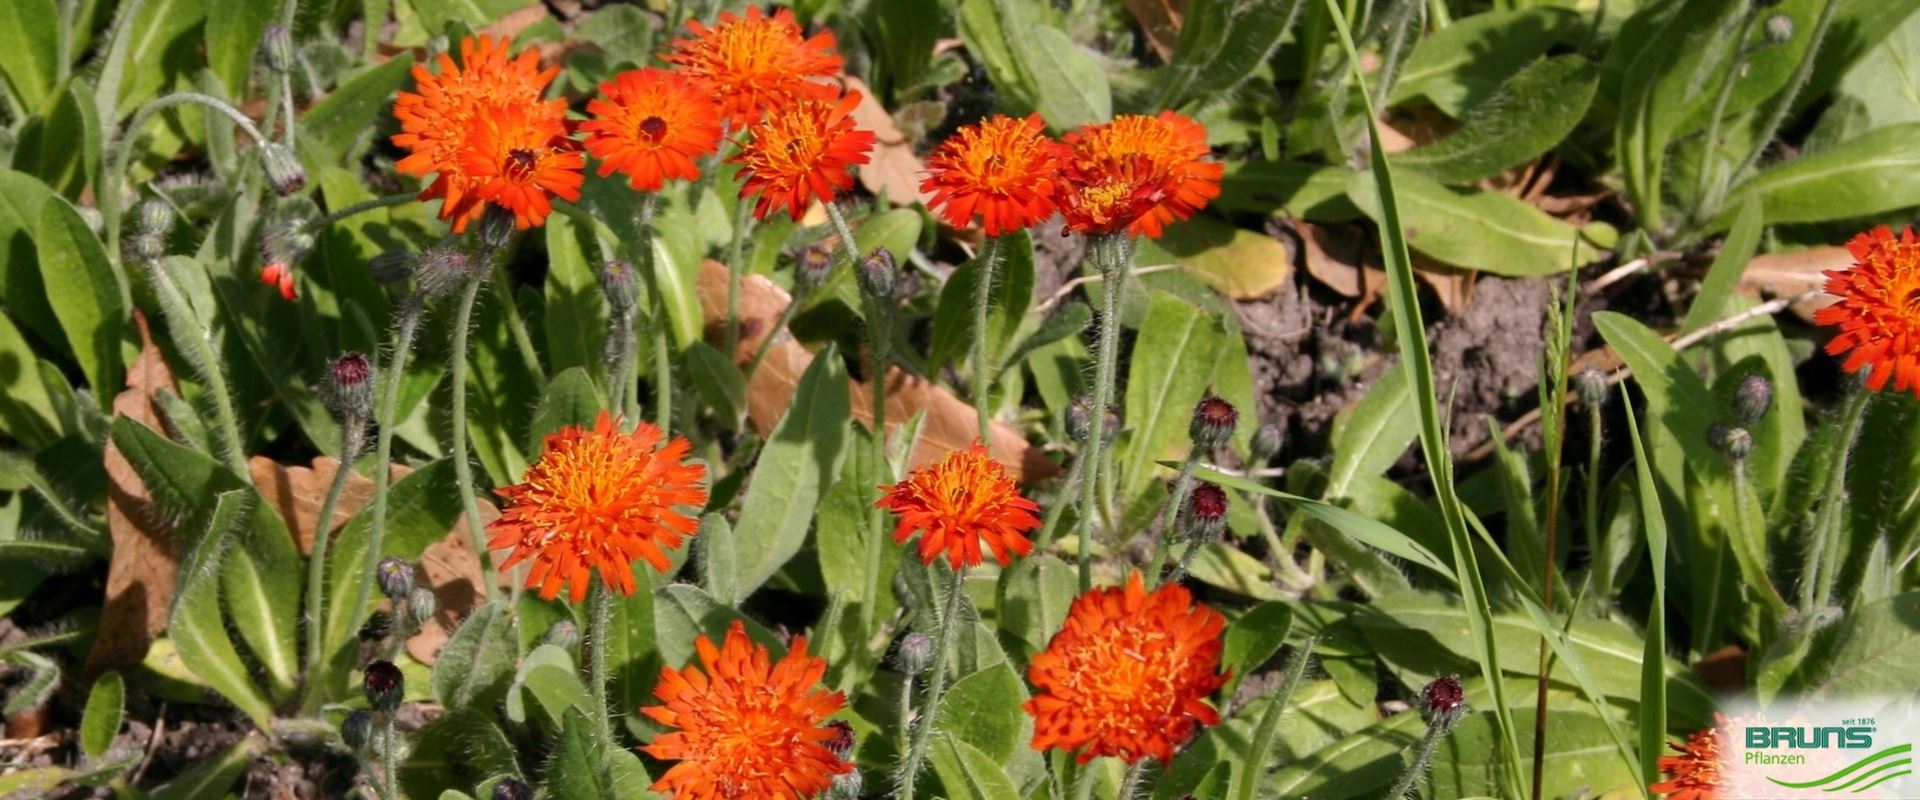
391 35 566 231
487 412 706 603
1651 714 1727 799
921 113 1061 237
666 6 843 127
1024 571 1229 764
582 67 724 192
641 621 852 799
876 445 1041 569
1816 225 1920 397
731 90 875 221
456 103 585 231
259 262 297 301
1055 111 1221 239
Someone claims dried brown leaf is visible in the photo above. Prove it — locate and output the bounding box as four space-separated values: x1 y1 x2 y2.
1296 221 1384 299
1743 246 1844 322
1122 0 1185 60
845 77 934 210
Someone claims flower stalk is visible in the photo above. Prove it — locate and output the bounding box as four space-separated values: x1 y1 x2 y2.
970 236 1003 446
589 577 617 762
896 565 966 800
449 265 499 599
1077 234 1131 591
143 257 249 476
305 399 368 673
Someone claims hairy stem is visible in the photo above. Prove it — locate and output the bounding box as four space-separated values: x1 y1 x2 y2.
107 92 267 253
1078 234 1130 591
589 578 616 761
1691 8 1759 222
1117 762 1146 799
725 198 752 358
897 566 965 800
634 196 671 431
448 273 498 599
1804 385 1873 613
341 299 426 693
1718 0 1841 217
1145 453 1201 587
971 236 1002 446
304 421 366 673
1386 718 1450 800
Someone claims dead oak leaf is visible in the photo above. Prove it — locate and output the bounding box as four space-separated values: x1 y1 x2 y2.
1743 246 1844 322
844 76 935 210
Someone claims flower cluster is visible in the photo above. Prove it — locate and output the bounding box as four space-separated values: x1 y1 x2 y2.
1817 225 1920 398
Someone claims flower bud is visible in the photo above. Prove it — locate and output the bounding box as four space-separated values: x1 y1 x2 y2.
478 205 515 251
375 556 413 600
897 631 932 675
368 250 415 284
1575 367 1609 408
1189 396 1238 451
857 249 896 302
1707 422 1753 461
1733 373 1772 425
824 720 855 760
1067 396 1118 444
491 779 533 800
324 352 376 422
599 259 639 314
1184 482 1229 541
544 619 581 652
362 660 404 713
407 586 438 625
263 25 294 73
1765 13 1793 44
828 769 863 800
413 245 472 301
130 200 175 264
260 143 306 196
1250 423 1284 463
1420 675 1467 728
796 242 834 292
340 709 373 751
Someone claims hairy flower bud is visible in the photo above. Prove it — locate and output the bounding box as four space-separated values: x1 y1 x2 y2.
263 25 294 73
375 557 413 600
407 586 438 625
598 259 640 315
129 200 175 264
828 769 863 800
1421 675 1467 729
1708 422 1753 461
478 205 515 251
260 143 306 196
824 720 855 760
796 242 834 292
362 660 404 713
897 631 933 675
1575 367 1609 408
413 245 472 301
1189 396 1238 451
1733 373 1773 425
1250 423 1284 463
491 778 533 800
544 619 580 652
1067 395 1118 443
340 709 373 751
857 249 896 302
323 352 376 422
1184 482 1229 541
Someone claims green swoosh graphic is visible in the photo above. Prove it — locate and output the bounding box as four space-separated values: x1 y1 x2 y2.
1854 770 1910 794
1769 744 1913 789
1832 758 1911 792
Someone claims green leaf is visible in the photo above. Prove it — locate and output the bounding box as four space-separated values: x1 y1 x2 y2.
1428 709 1638 798
996 553 1076 660
929 733 1023 800
0 0 57 112
20 81 105 199
527 367 606 453
508 644 590 726
204 0 276 99
0 169 62 351
1683 199 1764 332
1215 161 1358 220
1327 362 1417 498
651 583 784 668
219 498 301 700
1719 123 1920 226
401 708 522 800
312 166 397 355
684 342 745 423
1156 0 1303 106
696 513 739 609
431 603 518 709
1611 0 1744 230
606 563 658 731
1393 55 1599 185
1346 169 1610 277
34 200 125 400
296 56 415 174
1222 602 1293 698
0 311 61 448
543 214 609 380
1118 292 1226 503
1787 592 1920 698
148 737 257 800
1391 6 1583 116
167 489 273 728
110 0 212 119
969 0 1109 130
572 5 653 67
1198 466 1455 583
411 0 528 35
937 663 1029 762
725 343 849 599
547 708 613 800
1624 396 1671 789
1134 216 1295 300
79 671 124 761
930 230 1034 374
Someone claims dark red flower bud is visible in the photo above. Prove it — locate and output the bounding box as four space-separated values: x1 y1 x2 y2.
824 720 855 760
324 352 376 422
1421 675 1466 728
362 660 404 713
1189 396 1238 451
1185 482 1229 541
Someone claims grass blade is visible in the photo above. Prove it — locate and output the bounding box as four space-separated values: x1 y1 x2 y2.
1625 394 1671 789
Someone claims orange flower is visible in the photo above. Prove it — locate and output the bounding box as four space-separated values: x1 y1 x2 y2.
487 411 706 603
641 621 852 799
259 262 297 301
1651 714 1726 799
1055 111 1221 239
666 5 843 127
456 103 584 231
1024 571 1228 764
921 114 1060 237
582 67 724 192
1816 225 1920 397
391 35 567 232
731 90 874 221
876 445 1040 569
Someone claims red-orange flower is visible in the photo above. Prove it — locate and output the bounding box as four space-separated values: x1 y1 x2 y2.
391 35 570 232
921 113 1060 237
1816 225 1920 397
666 6 843 127
1024 571 1228 764
259 262 297 301
1055 111 1221 239
641 621 852 799
456 104 584 231
731 90 874 221
582 67 724 192
876 445 1040 569
1651 714 1727 799
487 411 706 603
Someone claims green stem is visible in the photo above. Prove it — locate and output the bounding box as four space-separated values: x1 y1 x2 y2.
1691 8 1759 222
1716 0 1841 218
1117 762 1146 799
608 304 639 421
1033 452 1087 551
493 262 547 383
1804 385 1873 613
1069 762 1098 800
725 198 752 358
1584 401 1605 593
341 300 426 691
897 566 965 800
589 578 616 760
316 193 414 230
107 92 267 253
1386 718 1449 800
146 258 248 475
744 299 803 378
382 715 398 800
448 274 498 600
1077 235 1130 591
304 421 366 673
970 236 1002 447
634 196 670 431
823 204 883 444
1145 453 1200 587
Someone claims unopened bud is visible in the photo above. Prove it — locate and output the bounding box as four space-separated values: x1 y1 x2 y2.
1189 396 1238 451
1575 367 1609 408
491 778 532 800
1733 373 1772 425
1184 482 1229 541
259 200 318 274
1250 423 1283 463
413 245 472 301
478 205 515 251
796 243 833 291
824 720 855 760
132 200 175 264
260 143 306 196
1707 422 1753 461
544 619 580 652
324 352 376 421
263 25 294 73
368 250 415 283
340 709 373 750
407 586 438 625
362 660 404 713
1421 675 1467 729
1764 13 1793 44
897 632 933 675
375 557 413 600
599 259 639 314
828 769 863 800
857 249 896 301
